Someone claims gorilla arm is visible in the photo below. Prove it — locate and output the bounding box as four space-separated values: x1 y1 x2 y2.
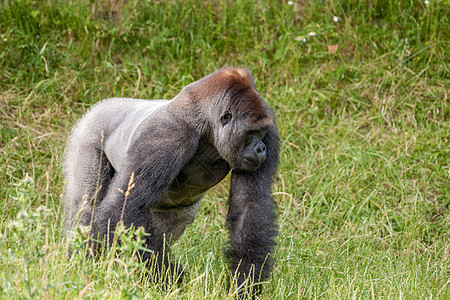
225 124 280 294
90 115 200 252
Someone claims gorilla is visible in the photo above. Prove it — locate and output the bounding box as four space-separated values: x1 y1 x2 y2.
63 67 279 296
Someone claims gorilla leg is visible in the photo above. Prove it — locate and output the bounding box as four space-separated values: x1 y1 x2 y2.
151 201 201 244
144 202 201 280
91 173 201 280
84 122 200 276
63 137 115 231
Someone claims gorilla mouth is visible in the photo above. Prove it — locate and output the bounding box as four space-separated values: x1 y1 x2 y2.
243 158 258 165
242 157 261 170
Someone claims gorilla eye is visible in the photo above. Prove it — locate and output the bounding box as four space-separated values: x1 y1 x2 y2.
220 111 232 126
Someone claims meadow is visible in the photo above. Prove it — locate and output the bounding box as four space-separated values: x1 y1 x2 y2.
0 0 448 298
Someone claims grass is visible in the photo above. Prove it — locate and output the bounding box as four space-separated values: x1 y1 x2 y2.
0 0 449 298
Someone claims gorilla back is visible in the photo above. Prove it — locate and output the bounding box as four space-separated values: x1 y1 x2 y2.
63 67 279 295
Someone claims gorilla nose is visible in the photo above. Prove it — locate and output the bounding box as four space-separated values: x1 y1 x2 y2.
254 142 266 162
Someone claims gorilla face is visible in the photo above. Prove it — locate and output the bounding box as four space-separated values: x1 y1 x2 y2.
215 110 270 171
201 68 274 172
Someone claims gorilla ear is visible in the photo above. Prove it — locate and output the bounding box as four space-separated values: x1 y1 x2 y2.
220 111 232 126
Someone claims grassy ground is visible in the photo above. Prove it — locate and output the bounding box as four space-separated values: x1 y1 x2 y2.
0 0 449 298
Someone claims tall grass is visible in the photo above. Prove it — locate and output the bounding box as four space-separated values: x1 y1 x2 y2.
0 0 448 298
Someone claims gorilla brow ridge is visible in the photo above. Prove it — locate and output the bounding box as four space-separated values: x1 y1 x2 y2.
218 67 270 122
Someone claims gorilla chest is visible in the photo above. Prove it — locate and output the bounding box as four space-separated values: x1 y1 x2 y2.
166 141 230 205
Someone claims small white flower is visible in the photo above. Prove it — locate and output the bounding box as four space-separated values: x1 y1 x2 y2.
287 1 294 5
309 31 316 37
424 0 429 5
295 36 306 42
36 206 50 215
333 16 339 22
17 210 28 219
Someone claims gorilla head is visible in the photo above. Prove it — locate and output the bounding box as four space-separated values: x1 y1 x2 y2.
184 67 274 171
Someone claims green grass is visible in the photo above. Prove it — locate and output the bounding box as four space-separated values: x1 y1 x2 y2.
0 0 448 298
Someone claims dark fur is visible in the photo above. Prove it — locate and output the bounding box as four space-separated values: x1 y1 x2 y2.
63 67 279 296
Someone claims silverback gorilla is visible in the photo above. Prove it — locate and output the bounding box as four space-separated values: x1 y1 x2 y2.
63 67 279 296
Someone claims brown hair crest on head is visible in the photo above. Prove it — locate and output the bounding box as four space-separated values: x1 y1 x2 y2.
217 67 272 125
